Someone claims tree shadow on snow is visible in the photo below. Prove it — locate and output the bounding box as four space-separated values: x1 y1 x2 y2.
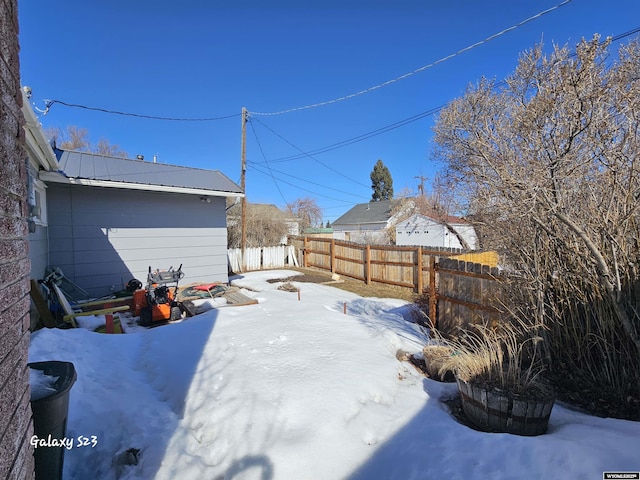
214 455 274 480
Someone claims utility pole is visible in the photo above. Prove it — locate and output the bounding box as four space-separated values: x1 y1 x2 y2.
240 107 248 271
414 175 427 196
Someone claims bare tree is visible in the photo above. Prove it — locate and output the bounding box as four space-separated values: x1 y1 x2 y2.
47 126 90 151
95 138 128 158
286 197 322 233
385 177 471 249
227 202 289 248
46 126 128 158
433 35 640 404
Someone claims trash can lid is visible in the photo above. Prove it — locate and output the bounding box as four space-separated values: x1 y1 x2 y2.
28 361 77 404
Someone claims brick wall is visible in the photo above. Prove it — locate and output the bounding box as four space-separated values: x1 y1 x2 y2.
0 0 35 478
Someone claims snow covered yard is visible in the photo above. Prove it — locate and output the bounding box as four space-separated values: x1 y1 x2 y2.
29 270 640 479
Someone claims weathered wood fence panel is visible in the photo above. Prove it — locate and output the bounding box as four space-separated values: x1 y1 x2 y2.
289 236 503 330
334 241 367 281
436 257 504 331
369 245 419 289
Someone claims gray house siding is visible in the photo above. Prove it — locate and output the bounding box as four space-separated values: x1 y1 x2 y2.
28 225 49 281
26 163 49 282
47 184 229 297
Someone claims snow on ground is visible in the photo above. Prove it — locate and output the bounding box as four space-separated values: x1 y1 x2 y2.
29 270 640 479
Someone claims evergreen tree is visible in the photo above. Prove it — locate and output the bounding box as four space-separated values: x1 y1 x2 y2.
370 159 393 201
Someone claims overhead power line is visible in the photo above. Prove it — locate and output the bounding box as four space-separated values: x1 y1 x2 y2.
38 99 240 121
248 162 368 203
251 117 370 188
609 26 640 43
246 159 368 200
34 23 639 130
250 0 574 116
248 119 289 205
254 26 640 164
263 106 444 164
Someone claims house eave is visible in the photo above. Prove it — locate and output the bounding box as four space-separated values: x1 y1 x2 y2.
39 171 244 198
21 90 58 171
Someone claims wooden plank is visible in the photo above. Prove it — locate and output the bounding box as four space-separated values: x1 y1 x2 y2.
369 277 414 289
435 294 500 313
51 283 76 318
416 247 423 294
30 279 56 328
63 305 130 320
436 267 498 280
223 290 258 306
365 245 371 285
76 296 133 310
330 238 335 273
429 256 437 327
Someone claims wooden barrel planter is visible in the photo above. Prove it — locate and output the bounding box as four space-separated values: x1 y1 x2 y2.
456 377 555 436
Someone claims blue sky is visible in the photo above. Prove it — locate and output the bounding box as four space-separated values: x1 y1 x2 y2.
18 0 640 223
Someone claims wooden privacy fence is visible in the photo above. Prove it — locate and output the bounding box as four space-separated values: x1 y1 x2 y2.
289 236 504 330
436 256 504 332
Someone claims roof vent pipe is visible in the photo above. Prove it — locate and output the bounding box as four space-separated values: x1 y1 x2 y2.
153 154 157 163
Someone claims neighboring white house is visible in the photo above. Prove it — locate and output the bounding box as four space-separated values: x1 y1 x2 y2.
395 213 478 249
332 200 395 244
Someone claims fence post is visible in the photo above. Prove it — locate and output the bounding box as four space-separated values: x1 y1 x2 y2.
330 238 336 273
429 256 437 329
365 245 371 285
416 246 423 294
303 237 309 268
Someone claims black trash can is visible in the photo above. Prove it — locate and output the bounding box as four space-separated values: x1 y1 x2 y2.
29 361 77 480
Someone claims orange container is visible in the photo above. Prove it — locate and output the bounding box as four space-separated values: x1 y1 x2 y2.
151 303 172 322
134 288 175 321
133 289 147 316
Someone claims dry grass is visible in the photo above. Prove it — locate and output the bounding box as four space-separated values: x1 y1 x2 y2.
437 320 550 398
269 267 416 301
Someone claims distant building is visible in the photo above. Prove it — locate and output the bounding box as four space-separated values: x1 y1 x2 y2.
395 213 478 249
303 227 333 239
331 200 395 244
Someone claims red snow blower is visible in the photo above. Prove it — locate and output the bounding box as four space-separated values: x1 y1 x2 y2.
135 265 184 326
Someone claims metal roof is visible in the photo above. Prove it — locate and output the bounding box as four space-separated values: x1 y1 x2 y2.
53 149 243 195
332 200 394 226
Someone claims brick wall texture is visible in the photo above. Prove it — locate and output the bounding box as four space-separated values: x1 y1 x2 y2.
0 0 35 478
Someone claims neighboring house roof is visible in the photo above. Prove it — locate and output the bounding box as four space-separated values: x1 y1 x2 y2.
40 149 243 197
332 200 394 227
